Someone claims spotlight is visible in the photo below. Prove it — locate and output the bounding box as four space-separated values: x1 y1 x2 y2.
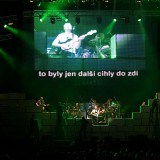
75 17 80 24
137 0 142 2
65 18 69 22
113 18 117 22
37 2 41 7
39 15 43 22
65 16 69 22
4 24 7 28
50 17 55 24
121 16 129 23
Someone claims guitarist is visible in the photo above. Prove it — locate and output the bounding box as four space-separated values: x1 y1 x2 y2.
52 22 84 58
36 96 49 112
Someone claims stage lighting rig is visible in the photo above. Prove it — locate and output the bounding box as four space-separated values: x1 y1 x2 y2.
50 16 55 24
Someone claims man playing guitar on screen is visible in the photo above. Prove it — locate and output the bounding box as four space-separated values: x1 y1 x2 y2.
52 22 97 58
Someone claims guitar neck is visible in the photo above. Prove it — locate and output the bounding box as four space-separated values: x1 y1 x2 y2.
78 30 97 41
78 33 88 40
58 30 96 51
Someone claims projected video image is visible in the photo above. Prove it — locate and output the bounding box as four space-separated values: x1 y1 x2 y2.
34 10 146 71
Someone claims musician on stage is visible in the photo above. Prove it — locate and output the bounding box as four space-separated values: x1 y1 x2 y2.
90 104 100 124
99 104 106 123
52 22 85 58
87 98 97 118
72 103 81 118
106 98 112 107
36 96 49 112
149 92 160 123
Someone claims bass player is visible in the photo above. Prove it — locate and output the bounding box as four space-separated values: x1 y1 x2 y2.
36 96 49 112
52 22 97 58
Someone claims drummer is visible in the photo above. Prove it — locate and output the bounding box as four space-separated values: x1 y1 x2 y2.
91 104 99 116
88 32 111 58
87 98 97 118
99 104 105 115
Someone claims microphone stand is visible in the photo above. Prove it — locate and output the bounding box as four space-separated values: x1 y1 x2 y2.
86 98 93 119
71 26 75 56
114 96 120 118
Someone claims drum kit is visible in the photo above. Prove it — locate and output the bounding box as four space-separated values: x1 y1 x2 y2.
83 32 111 58
89 103 119 118
106 103 119 118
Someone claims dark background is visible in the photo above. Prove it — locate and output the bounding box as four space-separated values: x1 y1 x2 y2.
0 0 160 115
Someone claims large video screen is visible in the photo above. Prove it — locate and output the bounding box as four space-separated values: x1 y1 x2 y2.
20 10 160 114
33 10 146 75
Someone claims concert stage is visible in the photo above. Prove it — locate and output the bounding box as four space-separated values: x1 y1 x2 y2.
0 93 159 142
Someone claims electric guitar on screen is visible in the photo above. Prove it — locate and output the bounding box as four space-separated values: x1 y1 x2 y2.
53 30 97 54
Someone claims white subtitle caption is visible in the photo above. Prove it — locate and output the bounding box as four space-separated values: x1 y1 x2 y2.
38 70 139 78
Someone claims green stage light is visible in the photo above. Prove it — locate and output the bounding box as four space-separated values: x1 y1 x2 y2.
4 24 7 28
138 18 141 22
65 18 68 22
113 18 117 22
37 2 41 7
50 17 55 24
39 15 43 22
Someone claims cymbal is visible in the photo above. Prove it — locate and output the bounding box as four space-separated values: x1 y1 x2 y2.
88 33 105 46
88 39 97 46
89 38 97 42
101 45 110 51
95 33 104 40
